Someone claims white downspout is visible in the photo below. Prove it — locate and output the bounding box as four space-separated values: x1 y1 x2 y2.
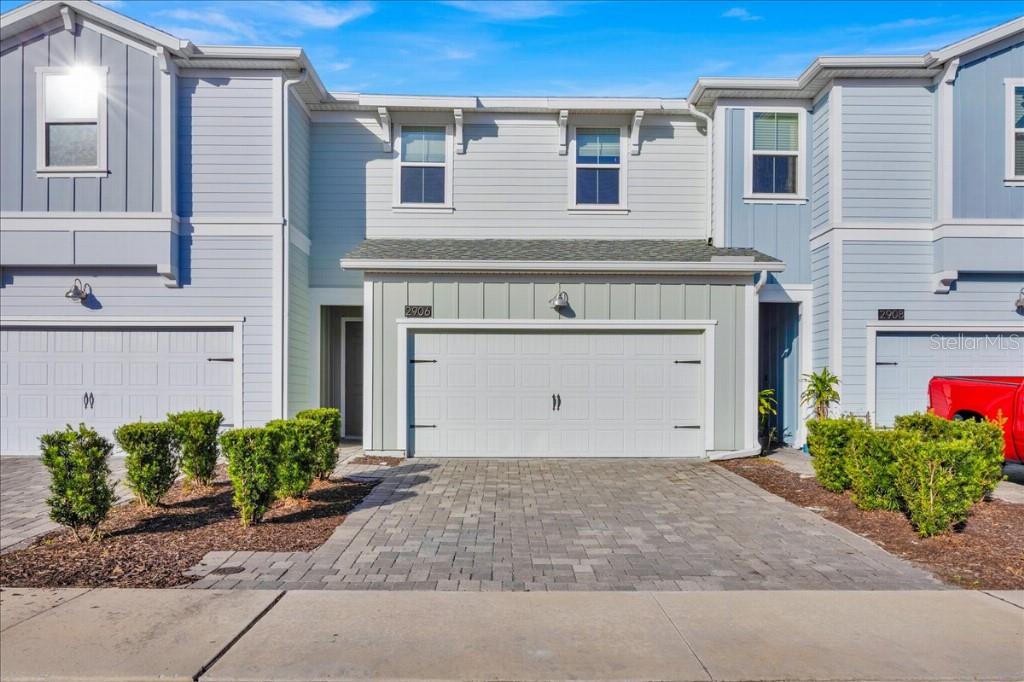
688 102 714 244
280 68 308 418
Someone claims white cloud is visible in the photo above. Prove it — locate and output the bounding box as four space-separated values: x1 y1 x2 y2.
722 7 763 22
93 0 125 6
160 8 261 43
278 1 374 29
443 0 564 21
326 59 354 72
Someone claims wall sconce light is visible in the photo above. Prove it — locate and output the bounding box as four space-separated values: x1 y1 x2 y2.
549 290 569 311
65 278 92 303
1016 287 1024 311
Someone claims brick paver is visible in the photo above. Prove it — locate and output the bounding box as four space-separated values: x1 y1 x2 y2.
188 459 943 591
0 457 127 553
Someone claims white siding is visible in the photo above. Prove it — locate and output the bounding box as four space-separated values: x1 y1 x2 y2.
287 243 313 415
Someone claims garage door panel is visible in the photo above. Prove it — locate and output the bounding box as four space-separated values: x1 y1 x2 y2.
409 330 705 457
93 331 122 353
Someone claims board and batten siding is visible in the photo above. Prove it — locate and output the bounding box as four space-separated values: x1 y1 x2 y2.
366 275 748 453
953 39 1024 220
841 240 1024 414
722 108 812 284
810 92 830 231
0 24 162 212
0 235 275 423
177 76 274 216
311 112 708 288
841 84 935 223
810 244 830 372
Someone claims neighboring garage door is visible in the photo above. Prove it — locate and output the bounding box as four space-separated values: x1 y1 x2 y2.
408 330 706 457
875 331 1024 426
0 327 235 455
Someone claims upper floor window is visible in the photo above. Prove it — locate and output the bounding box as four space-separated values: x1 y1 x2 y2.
571 127 627 209
36 66 108 175
395 125 452 207
1006 79 1024 184
744 108 805 201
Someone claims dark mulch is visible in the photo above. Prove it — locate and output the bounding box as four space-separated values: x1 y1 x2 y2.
0 466 376 589
348 455 404 467
719 457 1024 590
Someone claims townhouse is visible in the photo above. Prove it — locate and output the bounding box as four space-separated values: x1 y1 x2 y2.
1 1 1021 458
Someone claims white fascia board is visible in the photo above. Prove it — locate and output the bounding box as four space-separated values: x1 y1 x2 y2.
340 259 785 274
926 17 1024 64
350 94 689 113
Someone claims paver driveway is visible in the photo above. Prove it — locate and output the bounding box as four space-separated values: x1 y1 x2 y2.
189 459 943 591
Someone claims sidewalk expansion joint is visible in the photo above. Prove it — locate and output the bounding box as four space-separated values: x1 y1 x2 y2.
193 590 286 681
650 593 713 682
983 590 1024 610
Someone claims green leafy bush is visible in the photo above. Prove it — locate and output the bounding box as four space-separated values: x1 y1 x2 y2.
267 419 317 499
220 427 281 525
115 421 179 507
295 408 341 479
168 410 223 487
40 424 116 541
893 412 956 440
844 428 908 511
806 416 867 492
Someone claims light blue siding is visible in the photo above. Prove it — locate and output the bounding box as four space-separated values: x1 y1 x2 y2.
810 92 830 231
953 39 1024 219
934 236 1024 273
177 76 274 216
0 235 275 423
841 241 1024 414
0 25 162 212
841 84 935 222
723 108 811 283
810 244 830 372
287 243 313 415
288 95 311 237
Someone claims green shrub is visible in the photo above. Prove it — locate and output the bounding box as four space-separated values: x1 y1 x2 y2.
266 419 317 499
168 410 223 487
220 427 281 525
40 424 116 541
806 416 868 492
115 421 179 507
295 408 341 479
893 412 955 440
844 428 908 511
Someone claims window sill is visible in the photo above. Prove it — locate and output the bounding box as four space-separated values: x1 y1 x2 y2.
36 168 109 179
392 205 454 214
567 206 630 215
1003 178 1024 187
743 195 807 205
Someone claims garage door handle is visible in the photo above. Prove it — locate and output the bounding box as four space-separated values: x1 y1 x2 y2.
87 392 94 409
674 360 701 364
83 392 89 409
674 425 699 429
552 394 556 411
556 394 561 411
410 424 436 429
875 362 898 366
207 357 234 362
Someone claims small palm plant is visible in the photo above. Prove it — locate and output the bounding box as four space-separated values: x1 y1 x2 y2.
801 368 840 419
758 388 778 453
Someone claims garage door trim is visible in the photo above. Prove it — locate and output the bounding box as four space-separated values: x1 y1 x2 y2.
395 318 718 454
1 316 245 428
865 321 1024 421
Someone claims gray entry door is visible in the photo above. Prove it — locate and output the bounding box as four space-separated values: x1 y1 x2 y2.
344 320 363 438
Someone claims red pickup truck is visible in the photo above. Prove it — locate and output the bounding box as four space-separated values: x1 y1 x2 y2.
927 376 1024 462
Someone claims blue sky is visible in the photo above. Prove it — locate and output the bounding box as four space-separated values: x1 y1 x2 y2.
3 1 1021 95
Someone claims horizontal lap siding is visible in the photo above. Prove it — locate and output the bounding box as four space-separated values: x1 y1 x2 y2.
953 40 1024 219
723 108 811 283
841 85 935 222
177 77 273 216
810 93 830 231
287 244 313 415
370 276 747 453
0 236 274 423
841 241 1024 414
0 25 161 212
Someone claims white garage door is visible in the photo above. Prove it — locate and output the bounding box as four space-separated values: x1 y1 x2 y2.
0 327 235 455
875 331 1024 426
408 330 706 457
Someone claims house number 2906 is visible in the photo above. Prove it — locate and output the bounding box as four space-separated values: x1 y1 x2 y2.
404 305 433 318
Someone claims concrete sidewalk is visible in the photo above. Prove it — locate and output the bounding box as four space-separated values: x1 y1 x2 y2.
1 587 1021 681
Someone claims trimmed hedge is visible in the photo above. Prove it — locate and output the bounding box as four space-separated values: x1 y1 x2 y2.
168 410 223 487
844 428 907 511
296 408 341 479
40 424 116 541
115 421 179 507
806 416 868 492
220 427 281 525
267 419 317 499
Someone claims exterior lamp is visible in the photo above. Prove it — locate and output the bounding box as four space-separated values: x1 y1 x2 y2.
65 278 92 303
1016 287 1024 311
549 290 569 311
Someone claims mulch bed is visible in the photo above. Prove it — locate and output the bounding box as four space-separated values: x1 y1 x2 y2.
348 455 404 467
0 466 376 589
718 457 1024 590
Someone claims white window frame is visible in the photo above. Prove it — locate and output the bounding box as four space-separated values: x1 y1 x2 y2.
568 125 629 212
392 123 455 211
1005 78 1024 186
35 66 109 177
743 107 807 203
